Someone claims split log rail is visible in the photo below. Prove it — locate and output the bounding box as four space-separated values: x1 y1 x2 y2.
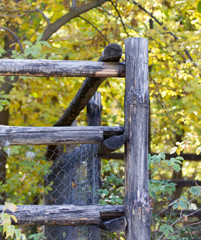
0 38 151 240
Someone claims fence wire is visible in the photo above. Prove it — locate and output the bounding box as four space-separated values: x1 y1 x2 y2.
0 141 124 239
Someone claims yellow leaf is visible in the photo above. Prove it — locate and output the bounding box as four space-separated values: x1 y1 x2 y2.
176 148 180 155
6 203 18 213
10 215 17 223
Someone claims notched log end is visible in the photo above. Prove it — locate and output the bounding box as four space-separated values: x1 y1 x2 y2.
100 216 127 232
98 134 125 156
99 43 123 62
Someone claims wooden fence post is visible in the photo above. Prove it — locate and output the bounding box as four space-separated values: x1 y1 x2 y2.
86 92 102 240
124 38 151 240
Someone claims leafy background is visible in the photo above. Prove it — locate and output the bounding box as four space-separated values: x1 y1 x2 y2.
0 0 201 239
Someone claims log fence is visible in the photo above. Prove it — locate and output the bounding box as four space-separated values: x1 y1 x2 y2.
0 38 151 239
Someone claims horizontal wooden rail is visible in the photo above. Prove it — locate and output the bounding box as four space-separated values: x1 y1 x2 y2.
103 152 201 161
0 205 124 226
0 125 124 146
171 180 201 187
0 59 125 78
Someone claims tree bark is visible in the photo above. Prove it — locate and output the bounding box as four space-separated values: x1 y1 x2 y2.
41 0 109 41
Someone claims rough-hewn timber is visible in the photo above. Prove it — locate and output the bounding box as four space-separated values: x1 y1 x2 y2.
0 205 124 226
124 38 151 240
0 59 125 78
0 125 123 146
86 92 102 240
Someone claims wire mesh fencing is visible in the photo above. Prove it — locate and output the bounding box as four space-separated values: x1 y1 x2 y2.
0 140 125 239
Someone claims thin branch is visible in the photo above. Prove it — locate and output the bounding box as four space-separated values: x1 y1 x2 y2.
0 26 23 53
109 0 130 38
36 8 50 25
100 7 139 34
168 220 201 239
150 75 180 133
79 16 110 44
41 0 109 41
132 1 196 66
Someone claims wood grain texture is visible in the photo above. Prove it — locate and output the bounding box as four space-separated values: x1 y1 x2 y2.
124 38 151 240
0 205 124 226
87 92 102 239
0 125 124 146
0 59 125 78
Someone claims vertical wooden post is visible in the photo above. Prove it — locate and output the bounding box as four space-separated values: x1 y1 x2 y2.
87 91 102 240
124 38 151 240
87 91 102 205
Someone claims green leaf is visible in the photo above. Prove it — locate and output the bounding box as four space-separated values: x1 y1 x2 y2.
40 41 52 48
172 163 181 172
190 186 201 195
179 200 187 209
197 1 201 13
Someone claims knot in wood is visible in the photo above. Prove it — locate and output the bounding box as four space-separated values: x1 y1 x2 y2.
127 89 149 106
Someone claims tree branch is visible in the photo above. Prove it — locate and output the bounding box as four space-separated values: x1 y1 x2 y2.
41 0 109 41
109 0 130 38
36 8 50 25
132 1 196 66
79 16 110 44
0 26 23 53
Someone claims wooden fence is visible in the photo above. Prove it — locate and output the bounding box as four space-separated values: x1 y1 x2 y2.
0 38 151 239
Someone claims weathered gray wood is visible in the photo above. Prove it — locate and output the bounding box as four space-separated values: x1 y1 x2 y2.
100 217 127 232
0 125 123 146
0 205 124 226
87 92 102 127
87 92 102 204
98 134 125 156
0 59 125 78
87 92 102 240
124 38 151 240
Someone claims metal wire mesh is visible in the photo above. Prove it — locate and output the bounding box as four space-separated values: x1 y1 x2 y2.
0 141 124 239
44 144 101 239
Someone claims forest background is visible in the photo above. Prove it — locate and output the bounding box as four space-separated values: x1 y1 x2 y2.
0 0 201 239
